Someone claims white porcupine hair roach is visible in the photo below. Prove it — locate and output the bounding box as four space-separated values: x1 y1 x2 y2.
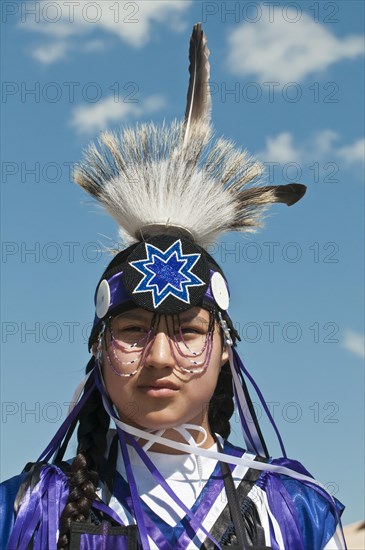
74 23 306 250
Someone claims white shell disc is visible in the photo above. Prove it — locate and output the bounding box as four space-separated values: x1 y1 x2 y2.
95 279 111 319
211 272 230 311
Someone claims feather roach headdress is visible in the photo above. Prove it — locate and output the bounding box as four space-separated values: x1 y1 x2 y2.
74 23 306 456
75 24 305 250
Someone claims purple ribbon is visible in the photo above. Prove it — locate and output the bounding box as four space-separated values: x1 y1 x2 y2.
175 444 245 548
113 473 173 550
93 369 150 549
233 348 287 457
92 501 125 526
37 380 96 464
271 458 347 550
78 528 131 550
263 470 305 549
117 428 151 550
93 367 222 549
8 465 69 550
127 433 223 549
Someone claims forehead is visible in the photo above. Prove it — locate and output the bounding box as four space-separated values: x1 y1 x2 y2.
112 307 211 323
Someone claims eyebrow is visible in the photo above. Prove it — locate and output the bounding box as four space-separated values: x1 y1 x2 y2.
178 313 209 325
115 310 153 322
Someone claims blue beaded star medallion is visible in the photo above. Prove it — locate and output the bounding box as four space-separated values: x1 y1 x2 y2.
123 237 208 313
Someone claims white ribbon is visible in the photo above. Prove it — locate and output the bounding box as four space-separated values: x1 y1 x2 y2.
101 391 330 491
67 371 93 415
227 347 267 455
92 361 335 505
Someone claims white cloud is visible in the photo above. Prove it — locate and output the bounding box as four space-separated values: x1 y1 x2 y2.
23 0 192 64
31 38 106 65
227 6 364 81
257 130 364 172
71 94 166 134
342 330 365 359
82 39 106 53
312 130 340 156
31 40 70 65
338 138 365 165
260 132 301 164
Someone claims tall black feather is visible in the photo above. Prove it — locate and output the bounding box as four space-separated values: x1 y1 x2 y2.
183 23 211 146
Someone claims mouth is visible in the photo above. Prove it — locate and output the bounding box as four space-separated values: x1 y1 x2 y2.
138 380 180 397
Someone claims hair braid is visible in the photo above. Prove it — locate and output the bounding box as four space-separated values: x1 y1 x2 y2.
208 361 234 439
57 387 110 550
208 315 235 439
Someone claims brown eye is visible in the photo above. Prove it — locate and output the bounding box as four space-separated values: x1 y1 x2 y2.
180 325 207 338
118 326 148 337
112 322 146 336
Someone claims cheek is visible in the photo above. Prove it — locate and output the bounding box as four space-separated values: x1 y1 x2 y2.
183 377 216 414
102 368 142 425
185 353 223 406
101 355 130 408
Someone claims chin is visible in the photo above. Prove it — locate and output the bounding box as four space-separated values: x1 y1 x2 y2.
137 416 182 431
129 411 194 432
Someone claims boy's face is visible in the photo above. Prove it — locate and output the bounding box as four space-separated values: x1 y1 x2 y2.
99 307 228 438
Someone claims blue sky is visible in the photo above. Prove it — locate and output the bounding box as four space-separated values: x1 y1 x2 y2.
1 0 364 526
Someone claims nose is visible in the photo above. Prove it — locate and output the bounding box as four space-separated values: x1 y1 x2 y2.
145 330 175 370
